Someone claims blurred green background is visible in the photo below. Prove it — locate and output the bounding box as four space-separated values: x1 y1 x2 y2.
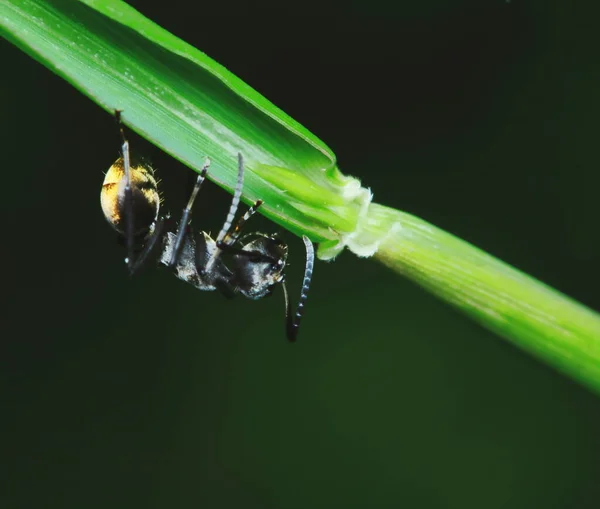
2 0 600 507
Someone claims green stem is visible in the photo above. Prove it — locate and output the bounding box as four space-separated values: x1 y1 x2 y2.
359 203 600 393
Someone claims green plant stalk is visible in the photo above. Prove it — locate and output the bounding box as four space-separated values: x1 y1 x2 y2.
3 0 600 392
368 205 600 392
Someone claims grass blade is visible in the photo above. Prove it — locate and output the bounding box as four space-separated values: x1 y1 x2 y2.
3 0 600 393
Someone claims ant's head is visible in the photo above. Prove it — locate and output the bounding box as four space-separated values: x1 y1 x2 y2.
233 234 289 299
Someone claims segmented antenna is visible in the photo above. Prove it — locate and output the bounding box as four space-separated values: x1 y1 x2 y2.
216 153 245 243
115 110 135 272
169 159 210 267
284 235 315 342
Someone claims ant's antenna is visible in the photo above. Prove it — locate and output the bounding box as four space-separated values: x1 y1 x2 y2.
283 235 315 342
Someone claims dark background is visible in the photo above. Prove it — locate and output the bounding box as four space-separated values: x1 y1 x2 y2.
2 0 600 507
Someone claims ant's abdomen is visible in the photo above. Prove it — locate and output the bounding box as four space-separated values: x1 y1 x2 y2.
101 157 160 236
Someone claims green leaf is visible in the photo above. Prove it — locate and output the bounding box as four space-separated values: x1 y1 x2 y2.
1 0 366 242
3 0 600 394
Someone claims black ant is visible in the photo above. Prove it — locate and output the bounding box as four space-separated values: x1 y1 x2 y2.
100 111 314 341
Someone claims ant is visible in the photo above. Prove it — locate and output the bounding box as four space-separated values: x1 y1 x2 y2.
101 110 314 341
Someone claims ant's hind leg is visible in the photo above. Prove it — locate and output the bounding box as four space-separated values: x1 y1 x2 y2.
114 110 136 271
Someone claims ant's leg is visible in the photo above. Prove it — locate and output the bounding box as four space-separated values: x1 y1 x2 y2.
219 200 264 247
216 153 245 243
215 279 237 299
115 110 135 271
128 215 168 276
204 153 245 274
283 235 314 342
168 159 210 267
191 230 237 297
217 200 264 246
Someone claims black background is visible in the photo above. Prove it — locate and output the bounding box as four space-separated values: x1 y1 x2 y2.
2 0 600 507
